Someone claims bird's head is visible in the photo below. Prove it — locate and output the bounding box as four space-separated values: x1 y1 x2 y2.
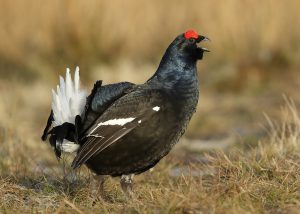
168 29 210 61
148 29 210 85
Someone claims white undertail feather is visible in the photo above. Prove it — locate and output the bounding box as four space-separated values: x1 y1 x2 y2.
51 66 87 127
58 140 80 153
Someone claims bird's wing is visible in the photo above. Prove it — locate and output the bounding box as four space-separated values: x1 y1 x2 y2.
81 81 135 133
71 89 164 169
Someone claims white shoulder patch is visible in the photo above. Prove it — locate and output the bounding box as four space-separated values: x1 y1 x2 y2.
98 118 135 126
152 106 160 111
88 117 135 135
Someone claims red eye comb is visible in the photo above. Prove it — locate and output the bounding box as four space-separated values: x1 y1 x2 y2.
184 30 198 39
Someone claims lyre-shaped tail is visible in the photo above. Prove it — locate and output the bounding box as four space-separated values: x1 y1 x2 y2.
51 66 87 126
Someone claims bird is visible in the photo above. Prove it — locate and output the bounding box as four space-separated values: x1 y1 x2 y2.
41 29 209 196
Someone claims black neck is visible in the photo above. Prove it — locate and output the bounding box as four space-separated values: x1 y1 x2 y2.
147 47 198 92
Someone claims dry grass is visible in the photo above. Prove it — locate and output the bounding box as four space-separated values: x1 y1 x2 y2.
0 0 299 82
0 76 300 213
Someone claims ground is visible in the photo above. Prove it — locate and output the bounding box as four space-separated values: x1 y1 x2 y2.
1 77 300 213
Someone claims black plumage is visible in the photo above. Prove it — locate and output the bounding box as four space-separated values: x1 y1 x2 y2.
42 29 209 194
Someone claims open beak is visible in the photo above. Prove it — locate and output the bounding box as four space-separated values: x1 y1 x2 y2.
196 35 210 52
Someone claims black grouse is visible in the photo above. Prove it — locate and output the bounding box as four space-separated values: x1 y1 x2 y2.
41 29 209 195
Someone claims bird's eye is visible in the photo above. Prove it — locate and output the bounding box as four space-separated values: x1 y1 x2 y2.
188 38 196 44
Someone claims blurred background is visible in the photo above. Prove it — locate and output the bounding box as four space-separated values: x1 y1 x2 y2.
0 0 300 163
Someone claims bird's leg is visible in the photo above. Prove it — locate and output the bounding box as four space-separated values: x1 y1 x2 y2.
92 175 108 200
120 174 134 196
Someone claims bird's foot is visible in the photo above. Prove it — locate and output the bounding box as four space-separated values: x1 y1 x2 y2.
120 174 134 197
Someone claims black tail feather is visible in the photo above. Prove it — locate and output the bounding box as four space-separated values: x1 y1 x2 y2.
49 134 61 158
41 110 54 141
43 116 83 159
